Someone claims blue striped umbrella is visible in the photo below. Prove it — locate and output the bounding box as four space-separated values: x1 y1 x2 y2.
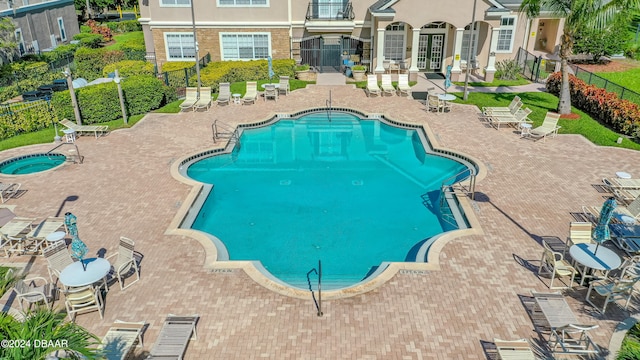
593 197 617 254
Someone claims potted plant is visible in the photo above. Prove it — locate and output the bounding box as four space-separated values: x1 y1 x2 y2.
294 64 316 81
352 65 366 81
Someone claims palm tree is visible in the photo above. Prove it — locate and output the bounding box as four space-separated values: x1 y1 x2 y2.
0 308 100 360
520 0 640 114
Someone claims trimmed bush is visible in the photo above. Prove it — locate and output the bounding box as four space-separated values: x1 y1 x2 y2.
198 59 295 91
103 60 154 77
41 44 78 63
75 47 125 80
72 33 103 48
104 20 142 33
547 72 640 137
0 101 53 140
161 61 196 72
51 75 165 124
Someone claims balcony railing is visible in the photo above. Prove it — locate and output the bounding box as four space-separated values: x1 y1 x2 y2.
306 1 354 21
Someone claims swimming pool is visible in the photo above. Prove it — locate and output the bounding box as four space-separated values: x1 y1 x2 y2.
184 111 473 289
0 153 66 175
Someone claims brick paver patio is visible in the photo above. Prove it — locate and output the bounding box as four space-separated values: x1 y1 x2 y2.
1 84 639 359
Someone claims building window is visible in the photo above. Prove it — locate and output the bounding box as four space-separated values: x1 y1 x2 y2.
15 28 24 55
220 33 270 60
218 0 267 6
57 17 67 42
384 23 405 61
160 0 190 7
165 33 195 60
461 23 478 61
497 16 516 52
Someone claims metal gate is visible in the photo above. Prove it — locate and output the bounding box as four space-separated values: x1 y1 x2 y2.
300 36 363 73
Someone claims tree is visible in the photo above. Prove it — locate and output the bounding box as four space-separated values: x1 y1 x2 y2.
0 308 100 360
0 17 17 64
521 0 640 115
573 16 631 62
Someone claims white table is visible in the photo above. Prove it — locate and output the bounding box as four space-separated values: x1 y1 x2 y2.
45 231 66 243
62 129 76 143
616 171 632 179
59 257 111 289
232 93 241 104
569 243 621 285
520 123 532 137
437 94 456 101
260 83 280 89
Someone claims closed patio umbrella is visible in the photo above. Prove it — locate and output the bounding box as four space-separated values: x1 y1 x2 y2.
593 197 617 254
268 56 275 82
65 212 89 270
444 65 452 93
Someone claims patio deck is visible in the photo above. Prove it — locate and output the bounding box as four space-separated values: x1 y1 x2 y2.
1 84 639 359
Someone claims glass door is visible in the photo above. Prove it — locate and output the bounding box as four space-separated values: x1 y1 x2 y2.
416 34 444 72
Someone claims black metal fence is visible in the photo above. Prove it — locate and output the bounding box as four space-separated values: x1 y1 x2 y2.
570 65 640 105
515 47 559 83
157 53 212 88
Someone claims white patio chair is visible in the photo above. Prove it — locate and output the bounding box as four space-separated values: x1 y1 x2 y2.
380 74 395 96
12 276 55 312
365 75 381 97
64 285 104 321
43 241 74 284
396 74 411 97
494 338 535 360
263 84 278 102
107 236 140 290
278 76 290 95
538 240 577 289
586 277 637 313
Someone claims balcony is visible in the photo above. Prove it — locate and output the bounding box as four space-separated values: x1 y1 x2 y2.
305 1 355 33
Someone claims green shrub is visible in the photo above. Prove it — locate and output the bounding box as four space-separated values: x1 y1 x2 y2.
52 75 165 124
295 64 310 71
617 323 640 359
74 47 125 80
352 65 365 71
0 85 19 102
11 62 59 93
41 44 78 63
161 61 197 72
80 25 91 33
547 72 640 136
198 59 295 91
496 59 521 80
121 75 165 115
0 100 53 140
72 33 103 48
104 20 142 33
103 60 154 77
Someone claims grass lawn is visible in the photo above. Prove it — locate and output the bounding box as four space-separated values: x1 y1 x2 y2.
453 91 640 150
596 67 640 93
452 76 530 87
0 115 145 151
104 31 144 50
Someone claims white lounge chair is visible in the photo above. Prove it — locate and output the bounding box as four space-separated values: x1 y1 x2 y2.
0 182 20 203
396 74 411 97
530 112 561 141
278 76 290 96
494 338 535 360
147 315 198 360
216 82 231 106
59 119 109 138
365 75 381 97
179 87 199 111
193 87 212 111
482 96 521 116
488 108 532 129
100 320 145 360
242 82 258 105
380 74 395 96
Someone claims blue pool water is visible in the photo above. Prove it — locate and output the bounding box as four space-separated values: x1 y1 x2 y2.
187 113 468 289
0 153 66 175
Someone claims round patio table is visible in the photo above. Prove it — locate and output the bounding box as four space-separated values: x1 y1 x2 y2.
59 257 111 289
569 243 621 285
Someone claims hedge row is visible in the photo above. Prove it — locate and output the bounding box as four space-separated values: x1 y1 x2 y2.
74 47 126 80
0 62 60 101
51 75 167 124
0 101 52 140
546 72 640 137
104 20 142 33
198 59 295 92
103 60 154 77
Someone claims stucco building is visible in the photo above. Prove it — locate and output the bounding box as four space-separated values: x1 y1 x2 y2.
139 0 563 81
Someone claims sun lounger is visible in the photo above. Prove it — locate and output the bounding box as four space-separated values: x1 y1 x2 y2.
396 74 411 97
0 182 20 203
100 320 145 360
59 119 109 138
193 87 212 111
488 108 532 129
242 82 258 105
613 188 640 205
494 338 535 360
482 96 521 116
216 82 231 106
147 315 198 360
366 75 381 97
529 112 561 141
603 177 640 190
381 74 395 96
610 223 640 255
179 87 199 111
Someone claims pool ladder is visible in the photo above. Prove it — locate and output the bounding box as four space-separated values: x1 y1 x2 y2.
326 90 332 122
211 120 240 147
306 260 323 317
47 142 83 164
439 168 475 228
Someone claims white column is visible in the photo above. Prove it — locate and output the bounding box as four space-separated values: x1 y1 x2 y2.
409 28 420 72
485 28 500 71
451 28 464 72
374 28 386 73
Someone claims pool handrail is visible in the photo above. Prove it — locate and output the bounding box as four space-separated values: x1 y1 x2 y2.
46 142 83 164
